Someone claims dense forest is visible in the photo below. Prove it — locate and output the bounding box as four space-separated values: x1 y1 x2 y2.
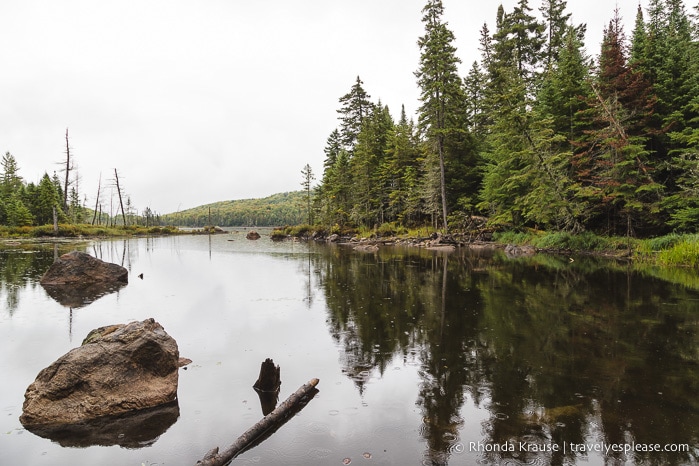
0 129 155 228
3 0 698 236
313 0 699 237
159 192 306 227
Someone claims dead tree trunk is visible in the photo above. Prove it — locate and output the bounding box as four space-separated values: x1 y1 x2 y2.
253 358 281 392
92 172 101 225
114 169 127 227
253 358 281 415
195 378 319 466
63 128 71 213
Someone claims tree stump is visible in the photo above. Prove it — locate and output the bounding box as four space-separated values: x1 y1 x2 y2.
253 358 280 392
253 358 281 415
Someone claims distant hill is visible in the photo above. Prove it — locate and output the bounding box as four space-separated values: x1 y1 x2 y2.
160 191 306 227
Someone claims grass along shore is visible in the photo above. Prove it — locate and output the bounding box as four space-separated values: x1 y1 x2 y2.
274 224 699 268
0 223 186 239
1 222 697 268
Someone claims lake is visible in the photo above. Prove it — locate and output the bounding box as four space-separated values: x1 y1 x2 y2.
0 230 697 465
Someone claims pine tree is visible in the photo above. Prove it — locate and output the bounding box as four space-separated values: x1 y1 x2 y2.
337 76 373 151
415 0 465 231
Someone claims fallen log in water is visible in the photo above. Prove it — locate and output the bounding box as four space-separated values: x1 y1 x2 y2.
195 378 320 466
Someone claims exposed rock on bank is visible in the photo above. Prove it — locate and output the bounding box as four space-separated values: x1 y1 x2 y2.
20 318 182 427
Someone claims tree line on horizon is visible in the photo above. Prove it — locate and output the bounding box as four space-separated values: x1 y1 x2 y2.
312 0 699 237
0 143 159 229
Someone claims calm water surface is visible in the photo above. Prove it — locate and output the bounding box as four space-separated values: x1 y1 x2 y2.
0 230 697 465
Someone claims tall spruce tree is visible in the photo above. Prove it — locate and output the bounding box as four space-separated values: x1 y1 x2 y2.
382 105 422 225
574 10 661 235
537 26 592 146
337 76 373 152
415 0 465 231
349 103 393 226
540 0 572 68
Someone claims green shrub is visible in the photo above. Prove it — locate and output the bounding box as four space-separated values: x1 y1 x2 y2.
657 235 699 267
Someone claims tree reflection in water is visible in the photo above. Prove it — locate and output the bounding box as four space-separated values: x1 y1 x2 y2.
314 245 699 466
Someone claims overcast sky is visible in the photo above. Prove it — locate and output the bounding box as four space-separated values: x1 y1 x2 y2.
2 0 650 214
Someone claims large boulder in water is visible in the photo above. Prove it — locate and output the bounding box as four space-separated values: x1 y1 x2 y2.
40 251 128 286
40 251 128 308
20 318 181 427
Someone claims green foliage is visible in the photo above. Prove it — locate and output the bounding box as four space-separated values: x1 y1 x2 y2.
160 192 306 227
655 234 699 266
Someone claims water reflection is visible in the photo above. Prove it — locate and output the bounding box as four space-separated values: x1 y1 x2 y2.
23 400 179 448
41 281 127 308
0 243 83 314
0 236 697 465
313 245 699 465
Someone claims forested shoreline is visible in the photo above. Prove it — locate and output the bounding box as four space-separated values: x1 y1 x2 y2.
2 0 698 242
312 0 699 238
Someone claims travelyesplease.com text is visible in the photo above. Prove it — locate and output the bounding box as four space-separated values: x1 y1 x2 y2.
465 441 691 455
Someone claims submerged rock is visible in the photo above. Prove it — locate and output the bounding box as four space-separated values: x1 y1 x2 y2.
246 230 261 240
20 318 181 427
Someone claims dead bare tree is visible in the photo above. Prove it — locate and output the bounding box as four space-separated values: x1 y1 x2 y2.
62 128 73 212
113 169 127 227
92 172 102 225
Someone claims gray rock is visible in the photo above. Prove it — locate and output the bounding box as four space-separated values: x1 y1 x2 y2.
20 318 181 427
504 244 537 257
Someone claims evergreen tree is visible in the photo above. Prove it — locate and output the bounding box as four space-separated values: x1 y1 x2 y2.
537 26 592 146
540 0 572 68
337 76 373 151
0 152 27 225
383 105 423 224
5 193 33 226
1 152 23 199
463 61 488 137
316 129 345 225
415 0 465 231
300 164 315 225
33 173 64 225
349 103 393 226
574 10 662 235
501 0 546 94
